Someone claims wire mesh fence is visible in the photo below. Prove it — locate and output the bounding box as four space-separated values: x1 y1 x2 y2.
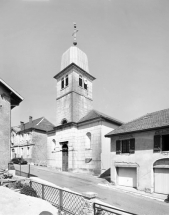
30 180 86 214
30 180 138 215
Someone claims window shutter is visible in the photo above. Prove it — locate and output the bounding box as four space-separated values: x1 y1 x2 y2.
130 138 135 154
154 135 161 152
116 140 121 154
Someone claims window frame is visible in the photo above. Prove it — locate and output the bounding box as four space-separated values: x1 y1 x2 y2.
84 79 88 90
65 75 68 87
85 132 92 150
79 75 83 87
61 77 64 89
154 134 169 152
116 138 135 154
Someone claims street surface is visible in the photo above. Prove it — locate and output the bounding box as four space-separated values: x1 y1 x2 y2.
14 165 169 215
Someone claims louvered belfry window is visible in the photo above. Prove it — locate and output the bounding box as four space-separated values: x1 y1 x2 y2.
79 75 83 87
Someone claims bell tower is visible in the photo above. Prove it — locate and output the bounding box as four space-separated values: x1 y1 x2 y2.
54 23 96 126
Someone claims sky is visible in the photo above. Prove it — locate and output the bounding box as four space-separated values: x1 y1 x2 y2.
1 0 169 126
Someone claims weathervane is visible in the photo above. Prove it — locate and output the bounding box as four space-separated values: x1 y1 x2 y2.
72 22 78 46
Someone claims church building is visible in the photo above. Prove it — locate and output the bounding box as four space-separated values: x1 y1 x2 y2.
47 24 122 175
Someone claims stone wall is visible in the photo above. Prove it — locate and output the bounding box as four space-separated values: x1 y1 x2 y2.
0 86 11 169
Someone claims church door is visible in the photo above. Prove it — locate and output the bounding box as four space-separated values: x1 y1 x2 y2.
62 144 68 171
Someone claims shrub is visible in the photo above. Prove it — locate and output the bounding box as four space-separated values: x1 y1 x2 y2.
20 184 37 197
8 181 24 189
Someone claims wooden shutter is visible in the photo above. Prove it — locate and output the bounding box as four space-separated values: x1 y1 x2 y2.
130 138 135 154
116 140 121 154
154 135 161 152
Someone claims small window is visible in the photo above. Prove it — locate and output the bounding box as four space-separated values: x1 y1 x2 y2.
61 119 68 125
84 79 88 90
61 78 64 89
116 138 135 154
154 134 169 152
27 147 30 157
162 135 169 151
122 140 130 153
66 75 68 87
79 75 83 87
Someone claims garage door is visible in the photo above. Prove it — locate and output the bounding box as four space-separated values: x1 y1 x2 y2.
154 168 169 194
117 167 137 188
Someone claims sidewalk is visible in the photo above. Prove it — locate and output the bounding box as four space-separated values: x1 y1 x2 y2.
98 183 168 202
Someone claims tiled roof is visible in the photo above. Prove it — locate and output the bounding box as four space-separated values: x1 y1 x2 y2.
78 109 123 125
105 108 169 137
18 117 54 132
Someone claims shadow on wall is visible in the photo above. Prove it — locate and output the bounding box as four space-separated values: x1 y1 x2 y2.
99 168 110 182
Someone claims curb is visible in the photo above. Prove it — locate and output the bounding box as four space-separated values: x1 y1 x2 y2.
98 183 165 202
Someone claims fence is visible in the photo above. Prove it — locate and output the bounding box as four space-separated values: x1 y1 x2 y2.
30 180 138 215
93 203 138 215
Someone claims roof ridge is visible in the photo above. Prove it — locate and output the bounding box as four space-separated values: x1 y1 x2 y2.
106 108 169 137
93 109 124 124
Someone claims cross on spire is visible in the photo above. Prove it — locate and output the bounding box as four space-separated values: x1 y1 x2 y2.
72 22 78 46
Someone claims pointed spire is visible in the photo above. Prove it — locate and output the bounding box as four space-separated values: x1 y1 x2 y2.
72 22 78 46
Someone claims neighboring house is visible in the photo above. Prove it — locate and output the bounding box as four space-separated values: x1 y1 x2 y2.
47 43 122 175
105 108 169 195
11 116 54 166
0 78 23 169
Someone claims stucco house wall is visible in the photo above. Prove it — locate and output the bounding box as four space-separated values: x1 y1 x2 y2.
0 86 11 169
110 130 169 193
31 131 47 166
101 121 120 173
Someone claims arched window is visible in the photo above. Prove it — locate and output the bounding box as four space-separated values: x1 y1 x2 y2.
85 132 91 149
79 75 83 87
52 139 56 151
61 119 68 125
66 75 69 86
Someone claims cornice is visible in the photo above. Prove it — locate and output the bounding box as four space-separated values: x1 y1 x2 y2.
53 63 96 81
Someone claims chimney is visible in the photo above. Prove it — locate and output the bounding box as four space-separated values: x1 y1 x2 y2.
29 116 33 124
20 121 24 130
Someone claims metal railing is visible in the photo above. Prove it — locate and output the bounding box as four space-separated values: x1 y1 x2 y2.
30 180 87 214
30 180 138 215
93 203 138 215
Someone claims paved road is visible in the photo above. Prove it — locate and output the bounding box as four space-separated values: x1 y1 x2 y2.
15 165 169 215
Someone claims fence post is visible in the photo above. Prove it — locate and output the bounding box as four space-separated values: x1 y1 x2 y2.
30 180 32 188
59 189 63 214
42 184 45 200
28 164 30 178
82 192 98 215
20 163 21 176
